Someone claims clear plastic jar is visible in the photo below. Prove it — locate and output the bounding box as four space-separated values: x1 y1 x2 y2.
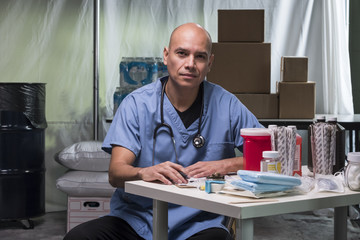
345 152 360 191
261 151 281 174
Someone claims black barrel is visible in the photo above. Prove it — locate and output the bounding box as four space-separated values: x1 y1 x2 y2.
0 83 47 220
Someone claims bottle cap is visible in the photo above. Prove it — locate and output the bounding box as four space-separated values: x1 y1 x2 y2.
262 151 279 158
240 128 271 136
348 152 360 163
327 117 337 122
316 116 326 122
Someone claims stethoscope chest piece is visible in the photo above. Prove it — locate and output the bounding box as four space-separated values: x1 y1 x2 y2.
193 134 205 148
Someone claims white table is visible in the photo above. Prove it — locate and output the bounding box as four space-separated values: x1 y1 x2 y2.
125 174 360 240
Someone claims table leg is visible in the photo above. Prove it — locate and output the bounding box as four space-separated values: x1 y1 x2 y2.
334 206 347 240
153 199 168 240
235 218 254 240
355 130 359 152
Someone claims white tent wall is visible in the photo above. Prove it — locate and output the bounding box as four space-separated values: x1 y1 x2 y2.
0 0 354 212
0 0 94 211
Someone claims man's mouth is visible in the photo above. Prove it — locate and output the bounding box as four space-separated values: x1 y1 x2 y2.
180 73 197 78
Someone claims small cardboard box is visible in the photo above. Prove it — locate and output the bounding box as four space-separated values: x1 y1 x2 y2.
235 94 278 119
67 196 111 232
218 10 264 42
278 82 315 119
281 57 308 82
207 42 271 94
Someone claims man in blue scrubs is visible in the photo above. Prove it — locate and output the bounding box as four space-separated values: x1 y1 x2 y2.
65 23 262 240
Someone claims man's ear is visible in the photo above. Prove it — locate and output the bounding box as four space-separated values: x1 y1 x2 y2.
163 47 169 65
208 53 214 72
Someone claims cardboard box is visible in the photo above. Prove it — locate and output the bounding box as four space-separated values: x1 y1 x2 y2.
207 43 271 93
67 196 111 232
281 57 308 82
278 82 315 119
235 94 278 119
218 10 264 42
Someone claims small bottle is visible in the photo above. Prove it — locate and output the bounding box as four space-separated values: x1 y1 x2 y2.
345 152 360 191
261 151 281 174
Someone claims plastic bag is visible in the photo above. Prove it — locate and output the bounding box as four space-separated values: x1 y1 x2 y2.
314 173 345 193
237 170 302 186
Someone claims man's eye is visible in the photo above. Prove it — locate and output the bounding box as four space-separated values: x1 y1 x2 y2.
196 55 207 60
177 51 187 56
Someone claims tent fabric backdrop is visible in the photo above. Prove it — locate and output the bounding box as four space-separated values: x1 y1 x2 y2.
0 0 353 211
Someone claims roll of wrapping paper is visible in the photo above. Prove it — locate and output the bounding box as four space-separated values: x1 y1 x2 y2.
312 123 337 175
313 123 325 174
328 124 337 167
323 124 331 174
268 126 298 176
310 125 317 172
287 126 297 176
269 125 278 151
276 127 288 175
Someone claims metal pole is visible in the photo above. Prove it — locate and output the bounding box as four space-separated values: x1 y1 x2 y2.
93 0 100 141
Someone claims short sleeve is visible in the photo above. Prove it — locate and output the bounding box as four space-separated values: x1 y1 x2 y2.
102 95 141 156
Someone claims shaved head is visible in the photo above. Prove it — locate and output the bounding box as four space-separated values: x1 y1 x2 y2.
168 23 212 54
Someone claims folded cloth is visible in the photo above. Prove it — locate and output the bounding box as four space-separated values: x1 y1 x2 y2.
237 170 302 186
230 179 295 194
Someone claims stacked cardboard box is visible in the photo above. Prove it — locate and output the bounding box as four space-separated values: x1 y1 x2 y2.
278 57 315 119
207 10 278 119
67 196 111 232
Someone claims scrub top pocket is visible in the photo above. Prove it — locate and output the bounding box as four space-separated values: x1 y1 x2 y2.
205 142 235 161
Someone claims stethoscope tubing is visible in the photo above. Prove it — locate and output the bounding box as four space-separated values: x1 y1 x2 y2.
152 78 204 166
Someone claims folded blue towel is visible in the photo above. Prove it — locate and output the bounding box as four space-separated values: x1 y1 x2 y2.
237 170 302 186
230 180 295 194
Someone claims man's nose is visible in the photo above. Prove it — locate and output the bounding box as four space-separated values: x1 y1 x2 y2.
185 55 196 69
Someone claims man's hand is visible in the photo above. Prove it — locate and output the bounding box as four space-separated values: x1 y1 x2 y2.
185 161 226 178
185 157 244 178
138 161 188 185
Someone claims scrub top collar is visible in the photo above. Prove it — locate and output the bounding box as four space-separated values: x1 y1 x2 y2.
157 76 209 144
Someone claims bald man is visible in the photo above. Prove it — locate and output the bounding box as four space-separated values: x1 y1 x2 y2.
65 23 261 240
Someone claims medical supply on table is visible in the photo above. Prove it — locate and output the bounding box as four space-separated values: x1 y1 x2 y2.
268 125 302 176
240 128 271 171
345 152 360 191
260 151 281 173
327 117 346 173
307 116 326 172
308 117 345 175
237 170 302 186
206 172 225 181
230 179 295 194
292 176 315 193
231 170 301 195
314 173 345 193
205 180 225 193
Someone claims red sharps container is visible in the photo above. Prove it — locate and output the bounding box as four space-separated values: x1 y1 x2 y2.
241 128 272 171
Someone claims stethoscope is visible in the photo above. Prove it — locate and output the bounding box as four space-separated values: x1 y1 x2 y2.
152 78 205 166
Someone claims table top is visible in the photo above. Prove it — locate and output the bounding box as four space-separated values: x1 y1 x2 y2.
125 171 360 220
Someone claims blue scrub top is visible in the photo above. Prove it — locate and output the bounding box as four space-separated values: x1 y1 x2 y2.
102 77 262 239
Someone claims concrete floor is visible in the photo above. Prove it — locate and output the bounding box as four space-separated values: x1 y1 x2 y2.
0 210 360 240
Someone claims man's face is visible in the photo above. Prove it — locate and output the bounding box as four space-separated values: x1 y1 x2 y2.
163 25 214 89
